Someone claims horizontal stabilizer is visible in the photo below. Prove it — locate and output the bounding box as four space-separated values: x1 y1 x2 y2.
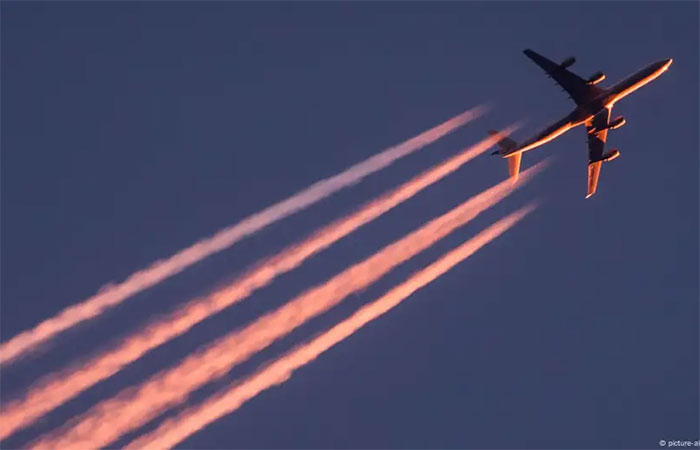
488 129 518 154
489 129 521 183
508 152 522 183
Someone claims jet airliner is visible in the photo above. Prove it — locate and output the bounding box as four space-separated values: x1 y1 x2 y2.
490 49 672 198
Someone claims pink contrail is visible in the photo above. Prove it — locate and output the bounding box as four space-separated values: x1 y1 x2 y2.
29 163 544 450
0 106 484 366
123 205 537 450
0 126 513 441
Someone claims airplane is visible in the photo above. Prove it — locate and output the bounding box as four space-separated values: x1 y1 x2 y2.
490 49 672 198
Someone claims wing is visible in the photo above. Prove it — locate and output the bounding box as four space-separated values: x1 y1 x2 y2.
586 162 602 199
584 108 611 198
523 49 602 106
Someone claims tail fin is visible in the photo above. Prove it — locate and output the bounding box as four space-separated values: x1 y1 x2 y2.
488 130 521 183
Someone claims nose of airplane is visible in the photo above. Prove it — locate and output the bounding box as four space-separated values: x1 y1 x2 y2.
663 58 673 69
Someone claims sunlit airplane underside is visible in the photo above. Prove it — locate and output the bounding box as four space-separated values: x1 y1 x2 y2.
491 49 672 198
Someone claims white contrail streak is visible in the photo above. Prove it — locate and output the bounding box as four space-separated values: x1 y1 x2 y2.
29 162 545 450
0 106 484 366
124 205 537 450
0 127 511 441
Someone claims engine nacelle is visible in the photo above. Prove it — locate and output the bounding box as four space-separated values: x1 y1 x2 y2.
588 116 626 135
602 149 621 162
560 57 576 69
587 71 606 85
609 116 626 130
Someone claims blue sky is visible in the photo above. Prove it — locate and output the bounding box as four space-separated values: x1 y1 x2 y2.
2 2 698 448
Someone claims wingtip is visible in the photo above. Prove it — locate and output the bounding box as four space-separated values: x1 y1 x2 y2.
585 193 594 199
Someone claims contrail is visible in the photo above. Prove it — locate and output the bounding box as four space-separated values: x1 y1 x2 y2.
0 129 513 441
29 163 545 450
124 204 537 450
0 106 484 367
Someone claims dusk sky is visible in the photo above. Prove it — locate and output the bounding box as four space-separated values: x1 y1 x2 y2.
2 2 698 449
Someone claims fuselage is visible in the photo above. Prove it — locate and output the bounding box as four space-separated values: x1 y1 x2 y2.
512 58 672 155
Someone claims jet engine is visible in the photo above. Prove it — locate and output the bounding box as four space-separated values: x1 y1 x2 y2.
608 116 626 130
587 71 606 85
588 116 626 135
602 149 620 162
560 57 576 69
